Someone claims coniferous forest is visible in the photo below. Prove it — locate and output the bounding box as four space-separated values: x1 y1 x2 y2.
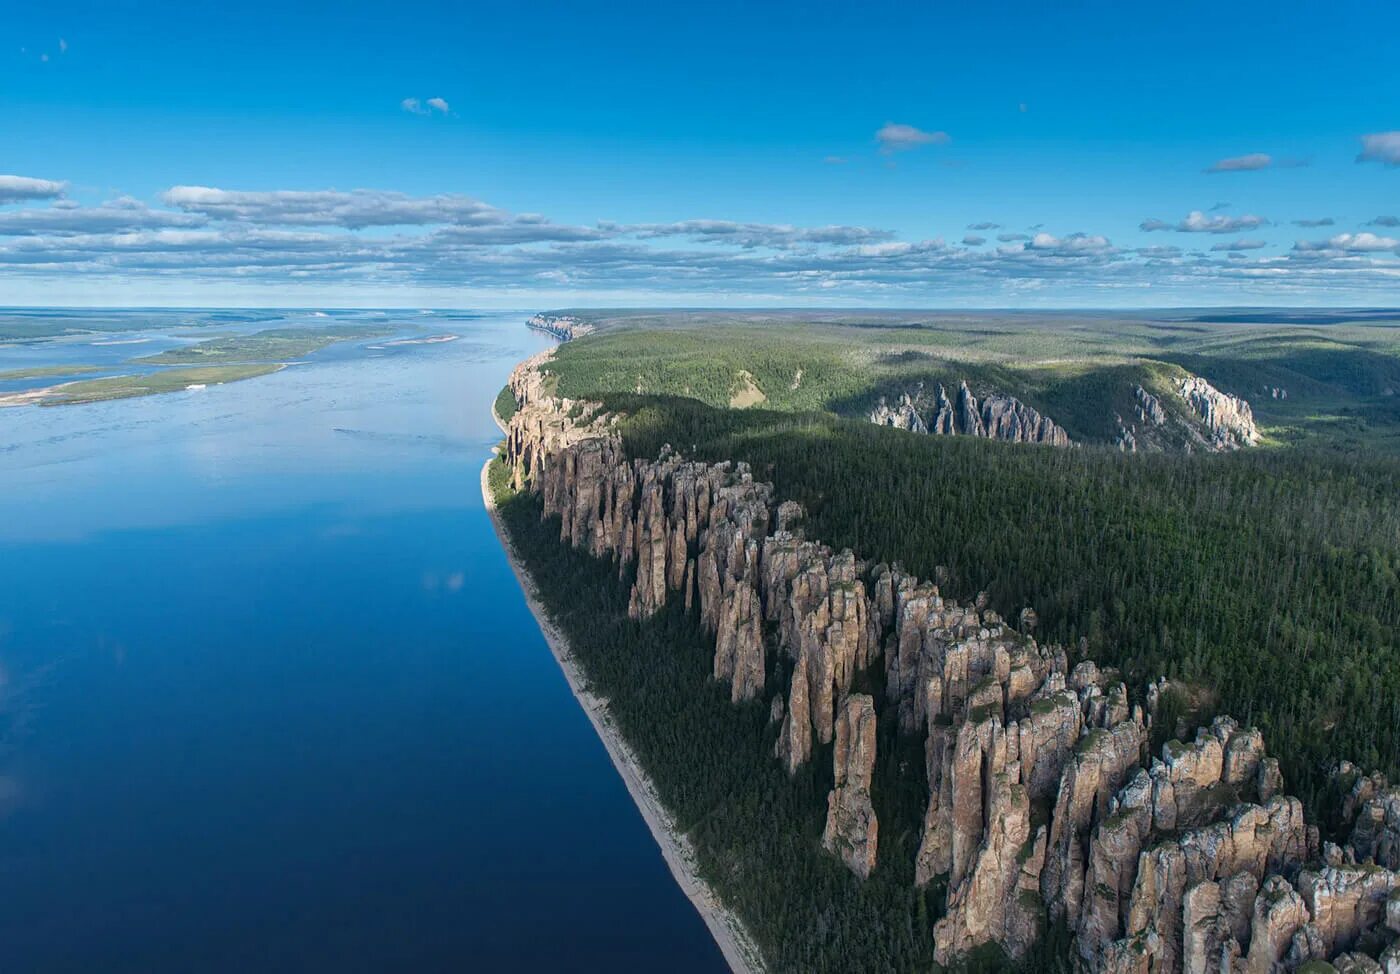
604 395 1400 807
494 314 1400 970
492 458 1069 972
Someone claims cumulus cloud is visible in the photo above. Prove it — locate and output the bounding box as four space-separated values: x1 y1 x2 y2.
1206 153 1272 173
161 186 506 228
401 98 428 115
962 234 986 246
875 122 950 153
426 97 450 114
1292 217 1334 227
967 222 1000 230
1141 211 1268 234
1357 131 1400 167
1368 215 1400 228
1210 239 1267 251
997 232 1030 242
0 174 68 205
1025 232 1113 254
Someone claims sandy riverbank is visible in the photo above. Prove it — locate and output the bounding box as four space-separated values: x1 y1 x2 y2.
479 447 764 974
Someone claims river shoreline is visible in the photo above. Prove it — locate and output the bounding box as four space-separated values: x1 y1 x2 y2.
481 417 764 974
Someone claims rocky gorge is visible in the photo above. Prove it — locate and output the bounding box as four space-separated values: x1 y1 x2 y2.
503 348 1400 973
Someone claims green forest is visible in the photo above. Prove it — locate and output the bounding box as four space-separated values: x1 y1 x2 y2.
599 395 1400 805
495 311 1400 968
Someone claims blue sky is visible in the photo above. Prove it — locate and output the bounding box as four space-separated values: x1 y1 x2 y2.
3 0 1398 307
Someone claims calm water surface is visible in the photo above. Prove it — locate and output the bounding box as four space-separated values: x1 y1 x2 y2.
0 312 726 972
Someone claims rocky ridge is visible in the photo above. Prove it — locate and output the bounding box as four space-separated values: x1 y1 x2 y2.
870 380 1071 446
504 349 1399 973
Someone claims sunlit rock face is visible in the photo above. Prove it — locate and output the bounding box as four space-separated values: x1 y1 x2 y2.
1178 375 1259 449
504 349 1400 974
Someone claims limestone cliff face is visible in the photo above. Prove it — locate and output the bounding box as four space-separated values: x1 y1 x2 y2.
823 694 879 879
503 348 1399 974
870 381 1071 447
1178 375 1259 450
527 313 593 341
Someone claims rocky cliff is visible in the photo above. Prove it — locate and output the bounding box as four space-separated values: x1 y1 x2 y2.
527 313 594 341
870 381 1071 447
504 349 1400 974
1178 376 1259 450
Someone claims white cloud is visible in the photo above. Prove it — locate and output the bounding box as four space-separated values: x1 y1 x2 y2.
1206 153 1272 173
1294 232 1399 253
875 122 950 153
1025 232 1113 254
401 97 428 115
1141 211 1268 234
0 174 67 205
1210 239 1267 251
625 219 894 249
161 186 506 228
1 181 1397 302
426 97 450 114
0 197 202 235
1357 131 1400 167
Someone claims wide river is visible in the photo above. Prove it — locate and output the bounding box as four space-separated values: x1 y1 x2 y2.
0 311 726 972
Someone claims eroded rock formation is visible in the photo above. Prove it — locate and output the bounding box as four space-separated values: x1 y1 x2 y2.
870 381 1071 446
503 348 1399 974
823 694 879 879
1178 375 1259 449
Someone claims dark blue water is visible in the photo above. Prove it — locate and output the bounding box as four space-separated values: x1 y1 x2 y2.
0 312 727 972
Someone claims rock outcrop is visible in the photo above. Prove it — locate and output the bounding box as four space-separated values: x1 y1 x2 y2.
527 312 593 341
1178 375 1259 449
823 694 879 878
870 381 1071 446
503 347 1400 974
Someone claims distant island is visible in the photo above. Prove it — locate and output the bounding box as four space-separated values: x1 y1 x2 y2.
0 323 414 407
487 310 1400 973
